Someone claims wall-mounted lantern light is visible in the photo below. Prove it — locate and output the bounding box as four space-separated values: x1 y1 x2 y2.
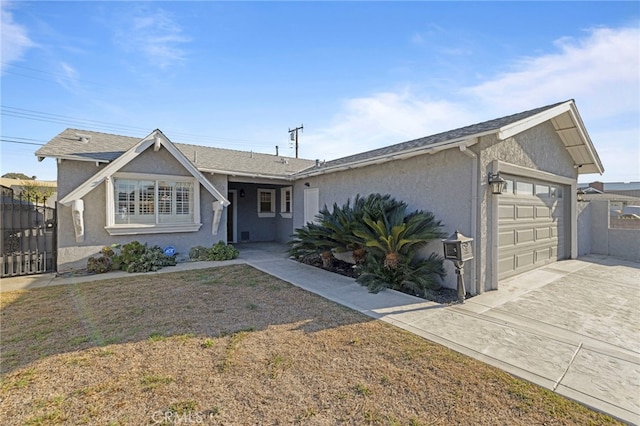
577 188 585 202
488 172 507 194
304 182 310 187
442 230 474 303
239 189 245 198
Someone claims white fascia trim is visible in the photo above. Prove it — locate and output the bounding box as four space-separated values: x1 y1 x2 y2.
565 105 604 175
37 154 111 164
294 137 482 179
105 223 202 236
498 101 573 140
199 167 296 182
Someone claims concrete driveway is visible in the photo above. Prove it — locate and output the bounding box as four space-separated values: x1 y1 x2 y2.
395 255 640 425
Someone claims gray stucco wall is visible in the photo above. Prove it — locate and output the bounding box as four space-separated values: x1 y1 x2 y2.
293 147 475 291
587 199 640 262
56 148 229 271
588 200 610 255
577 201 592 256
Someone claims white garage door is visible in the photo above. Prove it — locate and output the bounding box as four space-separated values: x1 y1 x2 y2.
498 176 565 280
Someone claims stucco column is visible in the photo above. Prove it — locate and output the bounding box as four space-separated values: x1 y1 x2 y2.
71 199 85 243
212 201 224 235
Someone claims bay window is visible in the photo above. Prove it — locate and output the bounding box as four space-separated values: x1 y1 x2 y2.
106 173 201 235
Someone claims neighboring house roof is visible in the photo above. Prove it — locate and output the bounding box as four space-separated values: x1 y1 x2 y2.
604 182 640 191
295 99 604 177
36 128 316 179
0 178 57 188
606 189 640 198
582 193 640 203
579 186 604 194
58 130 230 206
578 181 640 198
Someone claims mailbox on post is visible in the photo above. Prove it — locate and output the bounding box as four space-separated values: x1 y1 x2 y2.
442 230 474 303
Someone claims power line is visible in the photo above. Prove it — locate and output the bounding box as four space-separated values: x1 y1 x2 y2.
1 62 116 89
1 105 293 151
2 63 297 152
0 139 46 146
1 136 48 142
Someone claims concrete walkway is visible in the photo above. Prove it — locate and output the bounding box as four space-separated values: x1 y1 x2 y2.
1 244 639 424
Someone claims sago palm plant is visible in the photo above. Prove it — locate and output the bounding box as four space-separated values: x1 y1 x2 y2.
353 201 447 295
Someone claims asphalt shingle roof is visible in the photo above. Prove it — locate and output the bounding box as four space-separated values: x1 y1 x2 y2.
35 101 570 179
312 101 567 170
36 129 316 178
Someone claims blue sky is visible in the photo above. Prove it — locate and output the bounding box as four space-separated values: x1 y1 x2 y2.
1 1 638 183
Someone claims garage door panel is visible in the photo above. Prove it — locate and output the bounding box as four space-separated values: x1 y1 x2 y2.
499 256 515 274
499 205 516 220
536 248 551 261
516 252 534 268
536 206 551 218
516 205 534 219
516 228 534 243
498 175 566 281
536 226 551 240
499 230 515 247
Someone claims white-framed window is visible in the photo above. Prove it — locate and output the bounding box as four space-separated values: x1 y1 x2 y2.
257 188 275 218
280 186 292 218
105 173 201 235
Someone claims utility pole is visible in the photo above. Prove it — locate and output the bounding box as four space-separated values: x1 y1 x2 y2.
288 124 303 159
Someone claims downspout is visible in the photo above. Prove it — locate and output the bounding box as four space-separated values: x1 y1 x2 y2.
459 142 479 294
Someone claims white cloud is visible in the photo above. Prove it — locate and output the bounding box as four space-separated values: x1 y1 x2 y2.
303 25 639 180
115 7 190 69
302 90 477 161
465 26 640 119
0 2 36 74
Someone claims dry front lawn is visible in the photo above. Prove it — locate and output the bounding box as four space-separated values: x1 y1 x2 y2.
0 264 620 425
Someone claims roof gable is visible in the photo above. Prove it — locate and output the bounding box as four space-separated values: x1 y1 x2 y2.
58 130 229 206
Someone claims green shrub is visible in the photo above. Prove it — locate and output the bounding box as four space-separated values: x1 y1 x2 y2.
87 254 112 274
189 246 209 261
207 241 239 261
288 194 407 262
289 193 447 297
117 241 177 273
86 245 117 273
189 241 239 261
354 203 447 296
86 241 176 274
